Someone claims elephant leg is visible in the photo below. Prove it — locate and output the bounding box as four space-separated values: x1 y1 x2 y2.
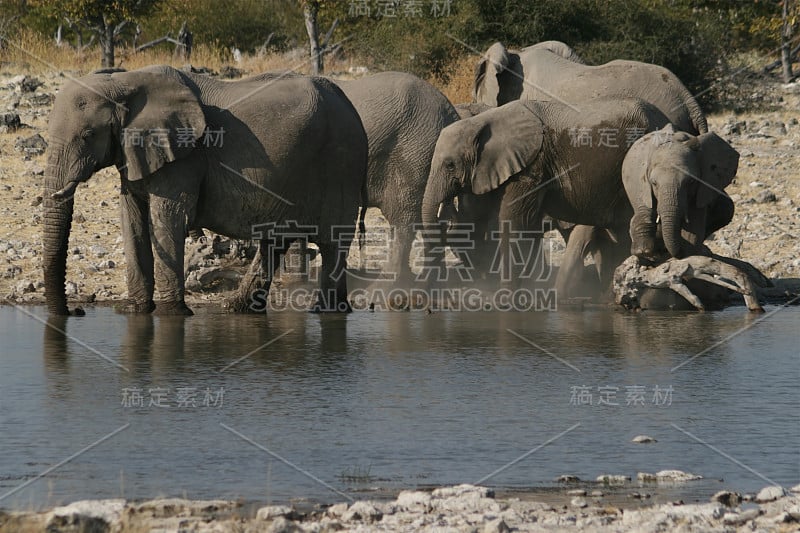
495 186 544 287
148 194 193 316
313 239 351 313
117 189 155 313
226 242 283 313
595 229 631 299
392 223 416 285
554 225 595 299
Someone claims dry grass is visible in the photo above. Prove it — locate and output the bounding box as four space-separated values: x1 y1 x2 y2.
429 53 479 106
0 28 354 77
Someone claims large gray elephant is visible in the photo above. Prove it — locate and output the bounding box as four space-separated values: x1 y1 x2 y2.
42 66 367 316
450 102 624 297
473 41 707 135
422 98 673 289
622 124 738 261
335 72 460 281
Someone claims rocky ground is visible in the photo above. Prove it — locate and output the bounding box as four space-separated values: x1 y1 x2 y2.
1 483 798 532
1 69 799 308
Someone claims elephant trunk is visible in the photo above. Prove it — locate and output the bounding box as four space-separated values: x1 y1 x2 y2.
421 177 459 269
657 187 686 259
42 154 76 315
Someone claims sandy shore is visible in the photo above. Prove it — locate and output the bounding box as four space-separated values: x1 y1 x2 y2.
1 483 798 532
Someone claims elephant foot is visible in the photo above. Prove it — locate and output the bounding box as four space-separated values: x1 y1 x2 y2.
224 292 268 314
153 300 194 316
114 299 156 314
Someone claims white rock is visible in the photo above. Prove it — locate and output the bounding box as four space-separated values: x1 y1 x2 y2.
790 483 800 494
654 469 703 482
326 502 348 517
395 490 431 510
711 490 742 506
341 500 383 523
755 485 785 502
597 474 630 484
48 499 125 528
631 435 657 443
570 497 588 508
256 505 293 520
567 489 586 496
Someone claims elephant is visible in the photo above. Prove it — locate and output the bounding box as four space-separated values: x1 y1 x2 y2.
473 41 707 135
449 102 625 297
422 98 674 291
337 72 460 282
230 72 461 311
622 124 738 261
42 65 368 316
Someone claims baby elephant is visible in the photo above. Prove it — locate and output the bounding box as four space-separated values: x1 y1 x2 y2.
622 124 739 262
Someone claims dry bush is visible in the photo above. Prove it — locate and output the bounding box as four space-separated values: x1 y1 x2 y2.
0 28 355 78
429 53 479 106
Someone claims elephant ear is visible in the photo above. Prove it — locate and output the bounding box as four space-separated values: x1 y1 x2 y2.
473 42 509 106
622 130 662 210
113 70 206 181
470 102 544 194
696 132 738 208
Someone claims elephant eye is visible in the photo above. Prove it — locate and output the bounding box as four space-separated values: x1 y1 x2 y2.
445 160 456 171
81 129 94 139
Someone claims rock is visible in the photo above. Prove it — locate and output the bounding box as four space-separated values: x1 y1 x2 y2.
711 490 742 507
790 483 800 493
395 490 431 511
65 281 78 296
483 517 510 533
265 516 303 533
637 472 657 483
567 489 586 496
15 280 34 294
341 500 383 523
749 180 766 187
590 490 604 497
654 470 703 482
755 190 778 203
73 212 86 224
90 245 107 257
723 508 762 525
47 499 125 532
0 112 21 132
325 502 348 517
18 76 44 93
556 474 581 482
755 485 786 502
29 195 42 207
597 474 630 484
631 435 657 443
97 260 116 269
256 505 294 520
570 497 588 508
14 133 47 156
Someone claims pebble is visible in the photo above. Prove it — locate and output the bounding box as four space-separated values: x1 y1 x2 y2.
755 190 778 203
556 474 581 483
631 435 657 444
597 475 630 484
570 497 588 508
566 489 586 496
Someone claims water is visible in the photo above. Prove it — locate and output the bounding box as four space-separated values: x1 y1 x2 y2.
0 304 798 510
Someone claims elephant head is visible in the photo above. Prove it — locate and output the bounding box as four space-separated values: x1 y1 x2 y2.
622 124 738 260
422 101 544 234
43 68 206 314
473 41 584 106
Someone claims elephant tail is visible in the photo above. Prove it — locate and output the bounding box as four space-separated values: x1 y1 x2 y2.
682 86 708 134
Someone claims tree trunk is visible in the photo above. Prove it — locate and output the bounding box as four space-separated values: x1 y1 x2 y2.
782 0 794 83
100 15 114 68
303 2 323 75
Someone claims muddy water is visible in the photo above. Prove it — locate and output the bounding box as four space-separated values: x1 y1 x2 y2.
0 305 797 509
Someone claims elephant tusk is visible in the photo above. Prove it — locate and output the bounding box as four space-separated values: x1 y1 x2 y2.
655 214 661 224
51 181 79 200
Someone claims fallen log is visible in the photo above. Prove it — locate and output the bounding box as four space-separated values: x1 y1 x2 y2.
614 255 765 313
